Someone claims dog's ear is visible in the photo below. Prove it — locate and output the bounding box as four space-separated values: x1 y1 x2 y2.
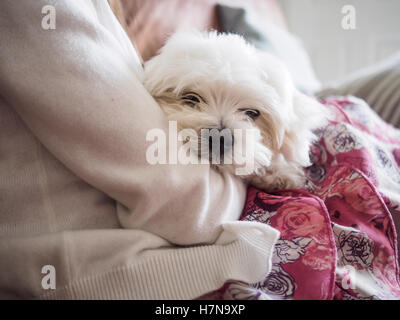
257 107 285 152
256 51 328 166
280 89 329 166
255 51 294 153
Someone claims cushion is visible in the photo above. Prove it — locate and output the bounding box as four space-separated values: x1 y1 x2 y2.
200 95 400 300
112 0 287 62
317 51 400 128
216 3 321 94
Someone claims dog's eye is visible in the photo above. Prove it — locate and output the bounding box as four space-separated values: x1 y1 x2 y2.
183 94 200 103
182 92 203 107
242 109 260 120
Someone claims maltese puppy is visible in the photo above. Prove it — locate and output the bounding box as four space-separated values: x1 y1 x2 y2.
143 31 329 191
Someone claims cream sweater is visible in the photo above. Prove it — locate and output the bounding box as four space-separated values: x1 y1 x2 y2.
0 0 279 299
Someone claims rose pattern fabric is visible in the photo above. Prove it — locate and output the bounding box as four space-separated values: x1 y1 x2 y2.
324 123 364 155
199 96 400 300
257 264 296 299
273 238 312 264
334 225 374 268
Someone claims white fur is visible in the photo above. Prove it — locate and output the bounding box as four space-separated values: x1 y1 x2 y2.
144 31 330 191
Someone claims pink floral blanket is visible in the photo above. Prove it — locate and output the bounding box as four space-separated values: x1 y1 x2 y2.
202 96 400 300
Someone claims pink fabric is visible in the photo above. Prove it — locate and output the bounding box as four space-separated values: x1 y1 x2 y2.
200 96 400 300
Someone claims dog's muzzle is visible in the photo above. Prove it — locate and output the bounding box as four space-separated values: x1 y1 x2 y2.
203 128 234 162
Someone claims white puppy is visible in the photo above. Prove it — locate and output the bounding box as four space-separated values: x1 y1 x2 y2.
144 31 329 191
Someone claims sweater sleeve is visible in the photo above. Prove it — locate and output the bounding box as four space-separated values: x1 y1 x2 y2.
0 0 247 245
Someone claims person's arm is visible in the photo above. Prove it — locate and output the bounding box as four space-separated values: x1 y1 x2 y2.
0 0 246 245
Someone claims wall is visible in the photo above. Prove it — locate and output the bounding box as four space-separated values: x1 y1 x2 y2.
277 0 400 86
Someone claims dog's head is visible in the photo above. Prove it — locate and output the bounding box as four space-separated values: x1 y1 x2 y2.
144 31 326 175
